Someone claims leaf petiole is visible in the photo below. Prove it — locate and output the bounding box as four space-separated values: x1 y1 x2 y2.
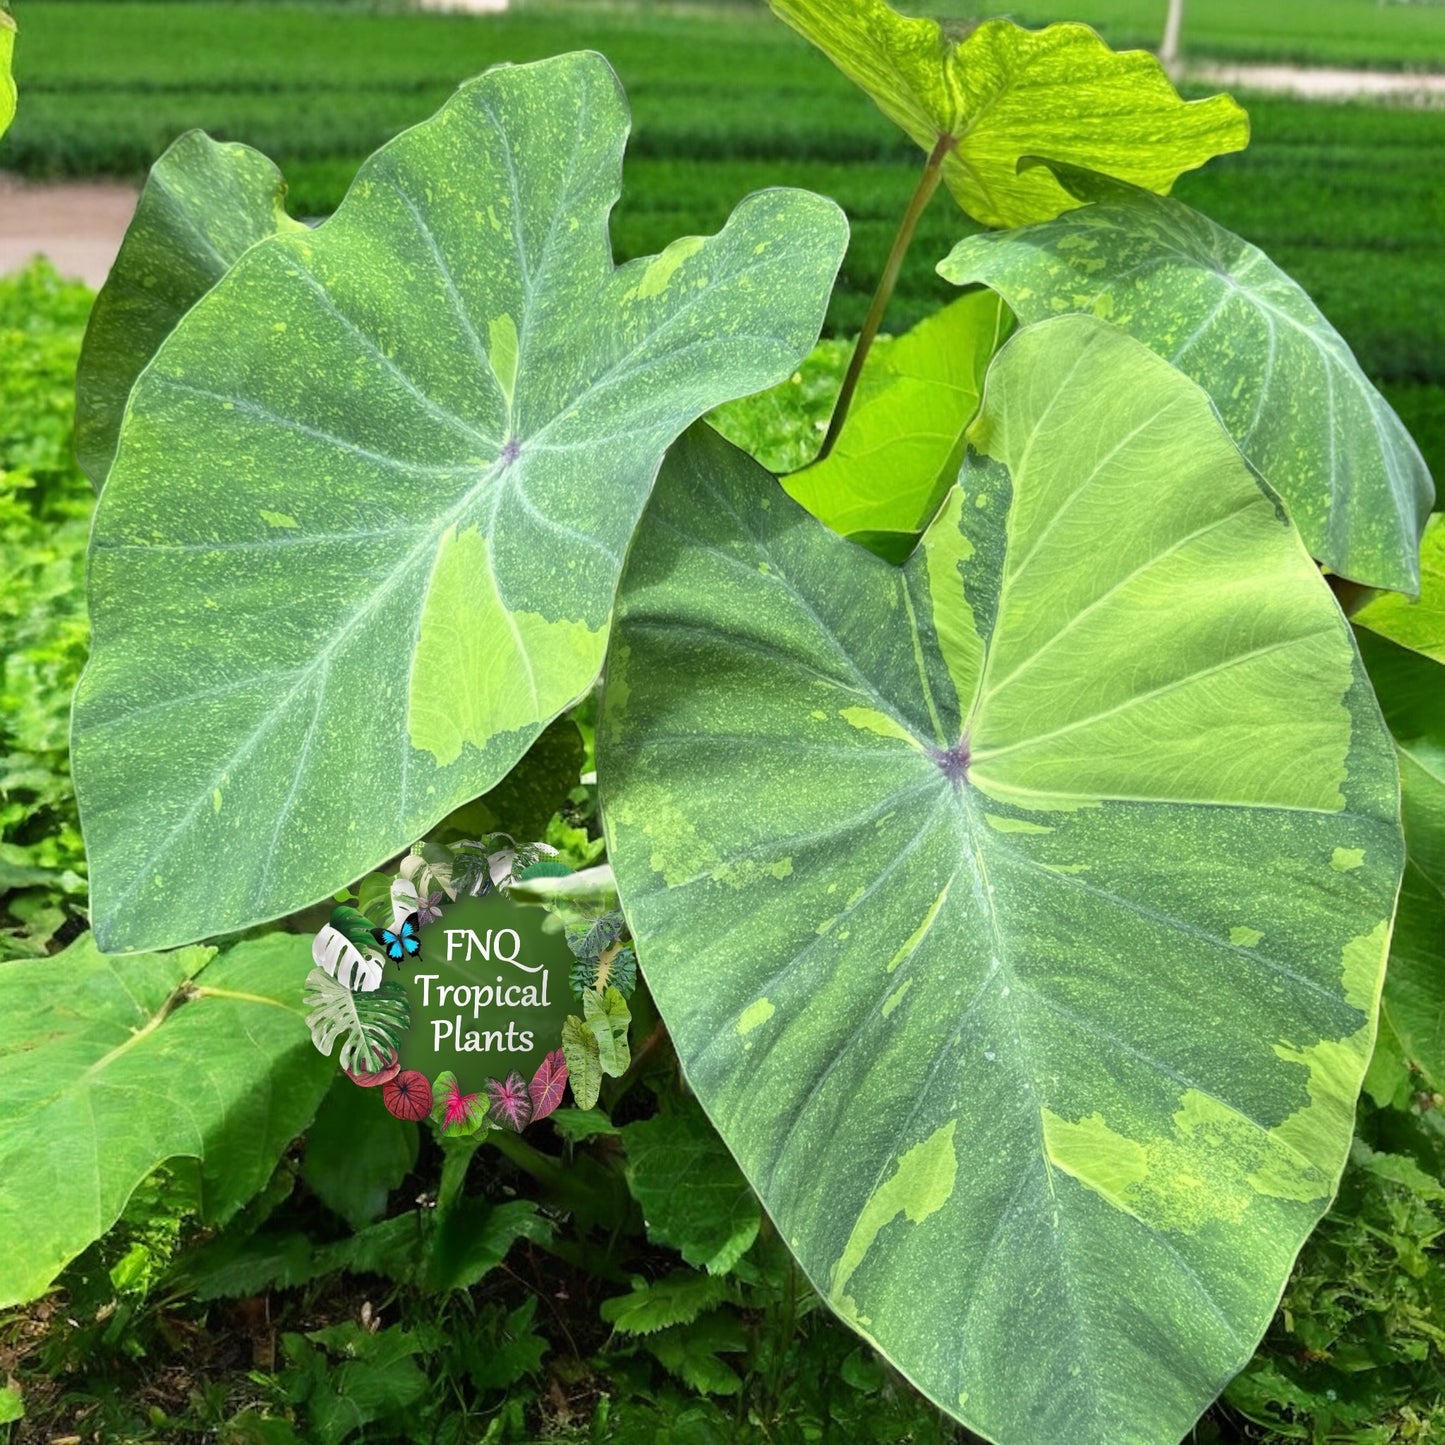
817 131 955 462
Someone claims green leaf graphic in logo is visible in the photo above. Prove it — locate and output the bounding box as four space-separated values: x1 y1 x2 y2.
303 969 411 1076
73 51 847 952
600 320 1402 1444
941 168 1433 594
767 0 1248 227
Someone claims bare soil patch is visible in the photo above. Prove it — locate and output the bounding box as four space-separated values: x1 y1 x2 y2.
0 176 139 287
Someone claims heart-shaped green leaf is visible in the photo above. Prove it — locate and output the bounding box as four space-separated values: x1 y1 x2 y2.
600 320 1402 1444
766 1 1248 228
940 171 1434 595
0 13 15 139
75 131 305 490
1355 514 1445 659
0 931 332 1309
783 290 1011 560
73 51 847 954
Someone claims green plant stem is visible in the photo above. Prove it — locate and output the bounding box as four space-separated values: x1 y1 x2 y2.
817 133 954 463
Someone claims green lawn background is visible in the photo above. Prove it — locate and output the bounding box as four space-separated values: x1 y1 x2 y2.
4 0 1443 478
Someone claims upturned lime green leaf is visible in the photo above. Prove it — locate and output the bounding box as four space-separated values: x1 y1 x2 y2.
73 51 847 954
1355 514 1445 660
0 12 16 140
940 171 1433 594
0 931 332 1308
1356 627 1445 1092
75 131 305 490
783 291 1011 560
766 1 1247 228
600 323 1401 1443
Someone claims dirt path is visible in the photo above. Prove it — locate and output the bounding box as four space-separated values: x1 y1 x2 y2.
0 176 139 288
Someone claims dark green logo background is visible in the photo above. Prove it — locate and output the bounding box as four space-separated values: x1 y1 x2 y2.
398 892 574 1091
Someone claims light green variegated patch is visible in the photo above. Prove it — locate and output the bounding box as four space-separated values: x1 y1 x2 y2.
783 291 1011 560
600 317 1402 1444
73 51 847 953
940 171 1433 595
767 0 1248 228
75 131 307 490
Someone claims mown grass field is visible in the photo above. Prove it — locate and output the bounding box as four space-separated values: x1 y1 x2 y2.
4 1 1443 477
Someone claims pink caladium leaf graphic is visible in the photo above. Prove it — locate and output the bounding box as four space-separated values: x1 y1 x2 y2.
415 891 445 926
430 1069 487 1137
486 1071 534 1133
528 1050 568 1122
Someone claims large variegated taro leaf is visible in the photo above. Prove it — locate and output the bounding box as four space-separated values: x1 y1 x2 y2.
600 320 1403 1445
940 169 1433 595
766 0 1247 228
73 51 847 954
0 931 331 1309
76 131 305 489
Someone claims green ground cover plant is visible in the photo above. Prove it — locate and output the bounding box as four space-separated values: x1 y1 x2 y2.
2 0 1444 1440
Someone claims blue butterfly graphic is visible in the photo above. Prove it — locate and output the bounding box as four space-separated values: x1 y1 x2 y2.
374 911 421 966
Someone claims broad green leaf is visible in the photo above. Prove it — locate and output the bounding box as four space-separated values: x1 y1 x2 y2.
623 1101 761 1275
0 12 15 140
600 323 1402 1444
1356 628 1445 1092
74 131 305 490
0 931 332 1309
302 1074 420 1230
766 2 1248 227
73 51 847 954
1355 514 1445 660
783 291 1012 560
940 172 1434 595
